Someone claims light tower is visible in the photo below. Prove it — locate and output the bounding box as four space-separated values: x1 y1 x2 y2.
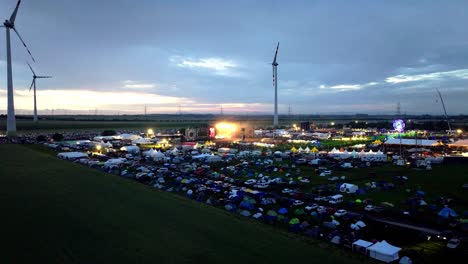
272 42 279 127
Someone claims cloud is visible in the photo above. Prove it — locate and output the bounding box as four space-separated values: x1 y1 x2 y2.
386 69 468 83
318 81 379 92
170 56 243 77
329 84 362 90
123 80 156 89
2 89 270 114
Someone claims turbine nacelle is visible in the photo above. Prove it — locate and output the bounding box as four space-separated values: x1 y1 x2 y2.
3 20 14 28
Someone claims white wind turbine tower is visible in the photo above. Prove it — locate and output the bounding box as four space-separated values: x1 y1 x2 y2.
272 42 279 127
27 62 51 122
1 0 36 136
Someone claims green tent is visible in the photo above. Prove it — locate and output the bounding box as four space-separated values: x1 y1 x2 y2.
294 208 305 215
243 196 257 204
289 218 300 225
355 199 362 204
267 210 278 216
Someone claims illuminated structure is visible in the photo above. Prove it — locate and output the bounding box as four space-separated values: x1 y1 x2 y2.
393 119 405 133
393 119 405 156
215 122 237 139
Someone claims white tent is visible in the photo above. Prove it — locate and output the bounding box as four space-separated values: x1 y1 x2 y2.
352 239 374 252
384 138 439 147
171 148 180 155
153 150 165 161
120 146 140 154
304 147 311 153
57 152 88 160
368 240 401 263
143 148 155 157
133 138 151 144
119 134 142 141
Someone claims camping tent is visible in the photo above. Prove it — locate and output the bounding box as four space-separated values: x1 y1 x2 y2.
367 240 401 263
352 239 374 253
438 207 458 218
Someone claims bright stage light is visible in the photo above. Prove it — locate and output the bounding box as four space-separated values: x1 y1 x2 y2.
215 122 237 139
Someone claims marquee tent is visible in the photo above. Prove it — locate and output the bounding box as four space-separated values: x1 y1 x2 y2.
367 240 401 263
449 139 468 148
384 139 439 147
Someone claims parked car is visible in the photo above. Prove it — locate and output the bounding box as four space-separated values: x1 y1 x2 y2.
315 196 328 201
447 238 460 249
317 206 327 214
254 183 269 189
292 200 304 206
295 158 307 165
437 230 454 240
244 179 256 185
334 209 347 217
365 205 385 212
305 203 319 211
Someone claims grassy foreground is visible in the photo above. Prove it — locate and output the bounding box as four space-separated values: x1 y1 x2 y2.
0 144 365 264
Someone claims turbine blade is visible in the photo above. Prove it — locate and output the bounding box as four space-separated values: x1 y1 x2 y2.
27 62 36 75
29 79 34 91
10 0 21 25
37 76 52 78
272 42 279 64
13 28 35 62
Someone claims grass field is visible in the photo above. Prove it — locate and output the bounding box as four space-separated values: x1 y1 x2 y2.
0 144 367 264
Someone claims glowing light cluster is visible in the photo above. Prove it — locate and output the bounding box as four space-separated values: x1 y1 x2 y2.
215 122 237 139
393 119 405 133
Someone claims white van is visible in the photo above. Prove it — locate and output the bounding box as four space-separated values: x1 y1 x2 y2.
328 194 343 204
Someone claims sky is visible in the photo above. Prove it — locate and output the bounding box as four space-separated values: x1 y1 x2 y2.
0 0 467 115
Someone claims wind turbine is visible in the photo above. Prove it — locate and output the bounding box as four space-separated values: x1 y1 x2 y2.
272 42 279 127
436 88 452 134
27 62 51 122
1 0 36 137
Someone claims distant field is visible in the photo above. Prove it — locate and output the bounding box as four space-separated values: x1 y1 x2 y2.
0 144 366 264
0 120 204 132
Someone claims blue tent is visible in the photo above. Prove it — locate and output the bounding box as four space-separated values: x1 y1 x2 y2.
224 203 237 212
438 207 458 218
240 210 251 217
278 208 288 214
239 200 255 210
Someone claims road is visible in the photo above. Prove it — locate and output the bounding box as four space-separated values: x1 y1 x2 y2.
365 214 441 235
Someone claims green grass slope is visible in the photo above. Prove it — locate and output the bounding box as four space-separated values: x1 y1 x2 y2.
0 144 365 264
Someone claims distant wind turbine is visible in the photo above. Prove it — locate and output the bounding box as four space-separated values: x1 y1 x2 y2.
27 62 52 122
435 88 452 134
272 42 279 127
1 0 36 136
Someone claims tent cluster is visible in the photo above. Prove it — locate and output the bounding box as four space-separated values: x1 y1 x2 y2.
352 240 402 263
290 146 319 153
328 148 387 161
